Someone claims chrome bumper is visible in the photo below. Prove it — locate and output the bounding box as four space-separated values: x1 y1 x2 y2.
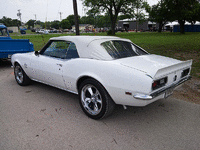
134 76 192 100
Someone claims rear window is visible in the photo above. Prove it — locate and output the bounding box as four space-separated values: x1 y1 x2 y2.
101 40 148 59
0 28 9 37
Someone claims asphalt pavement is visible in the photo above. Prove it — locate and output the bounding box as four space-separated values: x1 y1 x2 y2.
0 60 200 150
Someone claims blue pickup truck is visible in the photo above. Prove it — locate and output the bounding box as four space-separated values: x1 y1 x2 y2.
0 24 34 59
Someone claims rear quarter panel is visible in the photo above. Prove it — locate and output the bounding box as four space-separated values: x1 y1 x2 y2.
62 58 153 105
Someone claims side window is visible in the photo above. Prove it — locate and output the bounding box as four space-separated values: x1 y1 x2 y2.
42 41 70 59
65 42 79 59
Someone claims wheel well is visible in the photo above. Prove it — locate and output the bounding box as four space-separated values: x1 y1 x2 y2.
77 76 97 91
14 61 19 67
77 76 116 105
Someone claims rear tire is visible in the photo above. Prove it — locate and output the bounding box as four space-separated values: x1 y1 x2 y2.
14 63 31 86
79 79 115 119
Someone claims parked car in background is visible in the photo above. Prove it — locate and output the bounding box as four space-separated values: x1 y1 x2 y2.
8 30 13 33
49 29 57 33
20 29 26 34
11 36 192 119
31 28 36 32
38 29 49 34
63 29 69 32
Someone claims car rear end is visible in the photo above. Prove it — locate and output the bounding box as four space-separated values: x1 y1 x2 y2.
133 60 192 104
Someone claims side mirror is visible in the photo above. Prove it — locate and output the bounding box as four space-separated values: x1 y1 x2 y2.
35 51 39 56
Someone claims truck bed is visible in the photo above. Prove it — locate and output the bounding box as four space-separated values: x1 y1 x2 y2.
0 38 34 59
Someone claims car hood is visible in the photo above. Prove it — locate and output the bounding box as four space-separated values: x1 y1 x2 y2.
114 54 191 78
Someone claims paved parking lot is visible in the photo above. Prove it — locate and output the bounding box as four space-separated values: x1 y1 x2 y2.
0 60 200 150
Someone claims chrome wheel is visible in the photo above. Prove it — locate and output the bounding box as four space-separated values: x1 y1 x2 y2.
81 84 103 115
14 65 23 84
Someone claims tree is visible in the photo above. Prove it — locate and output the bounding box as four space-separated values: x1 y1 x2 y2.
35 20 44 28
60 19 71 29
12 19 21 27
118 14 133 20
96 15 111 28
26 19 35 29
135 0 147 32
66 14 81 28
0 16 22 27
51 20 60 29
146 0 169 32
81 16 94 25
83 0 143 35
1 16 13 27
165 0 200 33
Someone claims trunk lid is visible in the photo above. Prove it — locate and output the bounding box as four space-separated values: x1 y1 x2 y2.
115 54 192 79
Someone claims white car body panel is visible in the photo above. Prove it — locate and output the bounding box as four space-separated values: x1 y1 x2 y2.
11 36 192 107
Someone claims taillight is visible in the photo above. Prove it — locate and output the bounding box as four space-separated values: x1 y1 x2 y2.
152 77 167 90
152 81 157 88
181 68 190 78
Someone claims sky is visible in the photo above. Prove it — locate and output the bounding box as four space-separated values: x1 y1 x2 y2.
0 0 159 23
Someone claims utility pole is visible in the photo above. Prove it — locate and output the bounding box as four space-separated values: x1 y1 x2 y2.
34 14 37 27
17 9 22 26
34 14 37 21
73 0 80 35
136 0 139 32
59 12 63 21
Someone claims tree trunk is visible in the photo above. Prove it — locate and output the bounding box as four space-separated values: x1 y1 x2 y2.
158 21 162 32
178 20 185 34
110 14 117 35
111 19 116 35
73 0 79 35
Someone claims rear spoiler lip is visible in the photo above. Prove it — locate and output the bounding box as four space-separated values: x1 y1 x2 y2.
154 60 193 79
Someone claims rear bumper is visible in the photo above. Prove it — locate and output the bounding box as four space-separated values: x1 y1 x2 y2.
134 75 192 100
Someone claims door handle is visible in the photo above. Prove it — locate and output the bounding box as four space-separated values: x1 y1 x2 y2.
56 64 63 67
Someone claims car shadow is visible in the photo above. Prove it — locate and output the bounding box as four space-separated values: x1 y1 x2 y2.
29 80 174 123
0 59 12 69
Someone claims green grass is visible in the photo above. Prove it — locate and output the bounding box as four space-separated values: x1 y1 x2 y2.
11 32 200 78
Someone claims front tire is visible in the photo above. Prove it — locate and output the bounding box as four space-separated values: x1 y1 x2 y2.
14 63 31 86
79 79 115 119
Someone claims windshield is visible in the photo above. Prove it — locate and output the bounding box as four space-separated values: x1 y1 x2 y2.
0 28 9 37
101 40 148 59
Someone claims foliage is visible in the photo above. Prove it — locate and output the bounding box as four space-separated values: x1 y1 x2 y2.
167 0 200 33
82 0 145 35
80 14 111 28
147 0 200 33
0 16 21 27
107 29 113 35
145 1 170 32
60 19 71 29
66 14 81 28
34 20 45 28
81 16 94 25
26 19 35 29
118 14 133 20
134 0 148 31
51 20 60 29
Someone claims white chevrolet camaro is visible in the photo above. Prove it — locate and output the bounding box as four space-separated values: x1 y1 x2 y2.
11 36 192 119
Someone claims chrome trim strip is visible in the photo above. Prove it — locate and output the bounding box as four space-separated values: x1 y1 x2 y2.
133 94 152 100
134 76 191 100
150 76 191 98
